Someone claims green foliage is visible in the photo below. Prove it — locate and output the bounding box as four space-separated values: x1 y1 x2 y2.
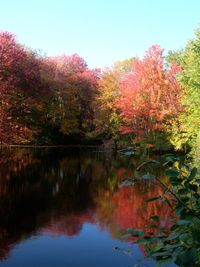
123 155 200 267
167 28 200 152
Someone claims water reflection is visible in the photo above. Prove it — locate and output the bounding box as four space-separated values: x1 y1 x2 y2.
0 148 172 266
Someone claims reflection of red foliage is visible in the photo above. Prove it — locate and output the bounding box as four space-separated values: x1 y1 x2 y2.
112 183 172 234
0 153 174 261
117 167 134 180
0 149 34 196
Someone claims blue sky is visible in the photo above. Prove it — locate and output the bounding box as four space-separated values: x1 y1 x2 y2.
0 0 199 68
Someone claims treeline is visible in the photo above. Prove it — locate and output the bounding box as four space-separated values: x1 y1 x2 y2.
0 30 199 152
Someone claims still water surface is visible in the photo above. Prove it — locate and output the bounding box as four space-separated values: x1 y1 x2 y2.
0 148 174 267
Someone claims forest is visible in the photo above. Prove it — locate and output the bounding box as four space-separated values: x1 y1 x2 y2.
0 29 199 157
0 26 200 266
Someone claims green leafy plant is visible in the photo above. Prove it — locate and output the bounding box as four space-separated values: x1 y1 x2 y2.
122 154 200 266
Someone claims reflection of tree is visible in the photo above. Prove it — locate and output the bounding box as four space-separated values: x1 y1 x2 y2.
0 148 172 260
112 183 171 231
0 148 35 196
93 181 172 244
43 210 95 237
0 148 111 259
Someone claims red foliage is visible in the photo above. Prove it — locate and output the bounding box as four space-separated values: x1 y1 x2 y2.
116 45 182 138
0 32 44 144
112 184 172 238
48 54 99 135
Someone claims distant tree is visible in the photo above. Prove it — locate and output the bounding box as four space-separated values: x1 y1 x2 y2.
48 54 99 138
0 32 42 144
167 29 200 152
116 45 182 146
95 58 134 138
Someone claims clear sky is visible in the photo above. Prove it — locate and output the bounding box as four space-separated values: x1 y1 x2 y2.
0 0 199 68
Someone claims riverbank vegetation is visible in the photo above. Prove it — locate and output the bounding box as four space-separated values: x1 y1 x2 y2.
0 28 199 157
119 154 200 266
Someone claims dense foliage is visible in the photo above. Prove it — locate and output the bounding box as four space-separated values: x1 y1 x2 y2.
0 26 200 266
167 30 200 155
0 29 199 155
121 155 200 267
116 45 182 150
0 32 99 145
95 58 134 138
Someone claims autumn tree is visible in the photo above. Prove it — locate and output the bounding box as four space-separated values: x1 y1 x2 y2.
95 58 134 138
0 32 100 144
0 32 39 144
116 45 182 149
48 54 99 139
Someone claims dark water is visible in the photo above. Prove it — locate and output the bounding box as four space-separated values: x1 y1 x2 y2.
0 148 174 267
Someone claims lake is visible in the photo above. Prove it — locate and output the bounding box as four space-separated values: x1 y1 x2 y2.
0 148 175 267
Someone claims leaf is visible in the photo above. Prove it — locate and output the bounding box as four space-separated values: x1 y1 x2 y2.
150 215 159 222
165 244 182 250
151 244 164 253
188 167 197 181
176 206 186 216
127 228 144 237
162 154 179 164
165 168 179 178
137 236 158 244
196 179 200 185
175 248 198 266
156 257 173 267
166 233 180 241
188 184 198 192
179 233 188 242
153 251 171 257
178 189 190 195
149 224 158 229
170 177 180 185
170 224 179 231
134 170 140 178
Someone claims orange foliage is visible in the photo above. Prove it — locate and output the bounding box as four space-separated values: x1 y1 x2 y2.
116 45 182 138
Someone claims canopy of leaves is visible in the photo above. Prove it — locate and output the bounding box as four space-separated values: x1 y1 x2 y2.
167 29 200 153
95 58 134 138
116 45 182 143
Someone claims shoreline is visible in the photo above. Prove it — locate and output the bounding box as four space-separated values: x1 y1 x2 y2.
0 144 103 148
